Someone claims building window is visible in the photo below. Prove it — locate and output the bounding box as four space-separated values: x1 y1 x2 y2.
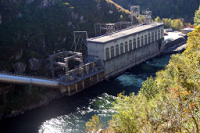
111 46 114 58
141 36 143 46
148 33 151 43
120 43 123 54
106 48 109 60
129 40 132 51
137 37 140 48
155 31 157 40
145 35 147 45
161 29 163 38
158 30 161 39
152 32 154 42
133 38 136 49
125 41 128 52
116 44 119 56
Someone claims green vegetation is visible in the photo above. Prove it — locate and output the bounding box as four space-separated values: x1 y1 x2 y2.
0 0 130 73
194 6 200 26
154 16 162 22
113 0 199 23
0 0 131 117
86 20 200 133
155 17 184 30
105 0 130 14
86 114 102 133
0 85 59 115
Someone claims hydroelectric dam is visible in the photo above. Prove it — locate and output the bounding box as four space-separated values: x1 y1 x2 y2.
0 22 186 96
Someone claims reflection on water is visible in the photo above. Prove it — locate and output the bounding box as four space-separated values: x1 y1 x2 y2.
117 73 146 88
0 55 171 133
38 55 171 133
39 93 116 133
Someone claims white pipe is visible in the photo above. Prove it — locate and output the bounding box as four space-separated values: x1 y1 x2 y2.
0 74 59 88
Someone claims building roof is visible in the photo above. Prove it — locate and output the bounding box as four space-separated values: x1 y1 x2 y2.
87 22 163 44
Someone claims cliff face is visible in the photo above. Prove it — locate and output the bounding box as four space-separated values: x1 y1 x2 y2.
0 0 130 76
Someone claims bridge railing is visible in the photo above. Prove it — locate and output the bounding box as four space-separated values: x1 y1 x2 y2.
63 60 104 83
0 59 104 84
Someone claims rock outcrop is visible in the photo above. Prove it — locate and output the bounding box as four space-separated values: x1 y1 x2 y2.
40 0 56 8
15 50 23 60
14 62 26 74
29 58 41 71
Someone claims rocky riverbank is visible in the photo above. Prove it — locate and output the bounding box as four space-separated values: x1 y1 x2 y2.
161 43 186 55
0 89 64 120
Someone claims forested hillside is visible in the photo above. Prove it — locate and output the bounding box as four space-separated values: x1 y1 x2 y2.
0 0 130 75
113 0 199 22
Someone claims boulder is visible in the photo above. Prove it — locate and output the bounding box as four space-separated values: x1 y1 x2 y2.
17 13 22 18
29 58 41 71
14 62 26 74
15 49 23 60
40 0 55 8
67 21 72 26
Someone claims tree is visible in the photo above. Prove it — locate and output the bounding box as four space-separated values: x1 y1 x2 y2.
86 26 200 133
138 15 146 24
172 19 184 30
162 18 172 28
154 16 162 22
194 5 200 26
86 114 102 133
140 76 158 99
167 18 172 28
120 15 123 20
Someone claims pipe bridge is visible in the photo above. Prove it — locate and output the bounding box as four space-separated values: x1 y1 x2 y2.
0 51 104 96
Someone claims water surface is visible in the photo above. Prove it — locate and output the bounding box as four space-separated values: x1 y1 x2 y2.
0 54 171 133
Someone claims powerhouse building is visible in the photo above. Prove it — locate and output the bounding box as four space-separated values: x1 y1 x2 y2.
87 23 164 78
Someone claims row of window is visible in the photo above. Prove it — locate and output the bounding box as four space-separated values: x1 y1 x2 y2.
105 29 164 60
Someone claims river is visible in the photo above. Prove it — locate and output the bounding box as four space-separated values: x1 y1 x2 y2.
0 54 171 133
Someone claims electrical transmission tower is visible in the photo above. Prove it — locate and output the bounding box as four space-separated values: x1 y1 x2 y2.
130 5 140 22
142 9 152 24
94 23 116 36
73 31 88 60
